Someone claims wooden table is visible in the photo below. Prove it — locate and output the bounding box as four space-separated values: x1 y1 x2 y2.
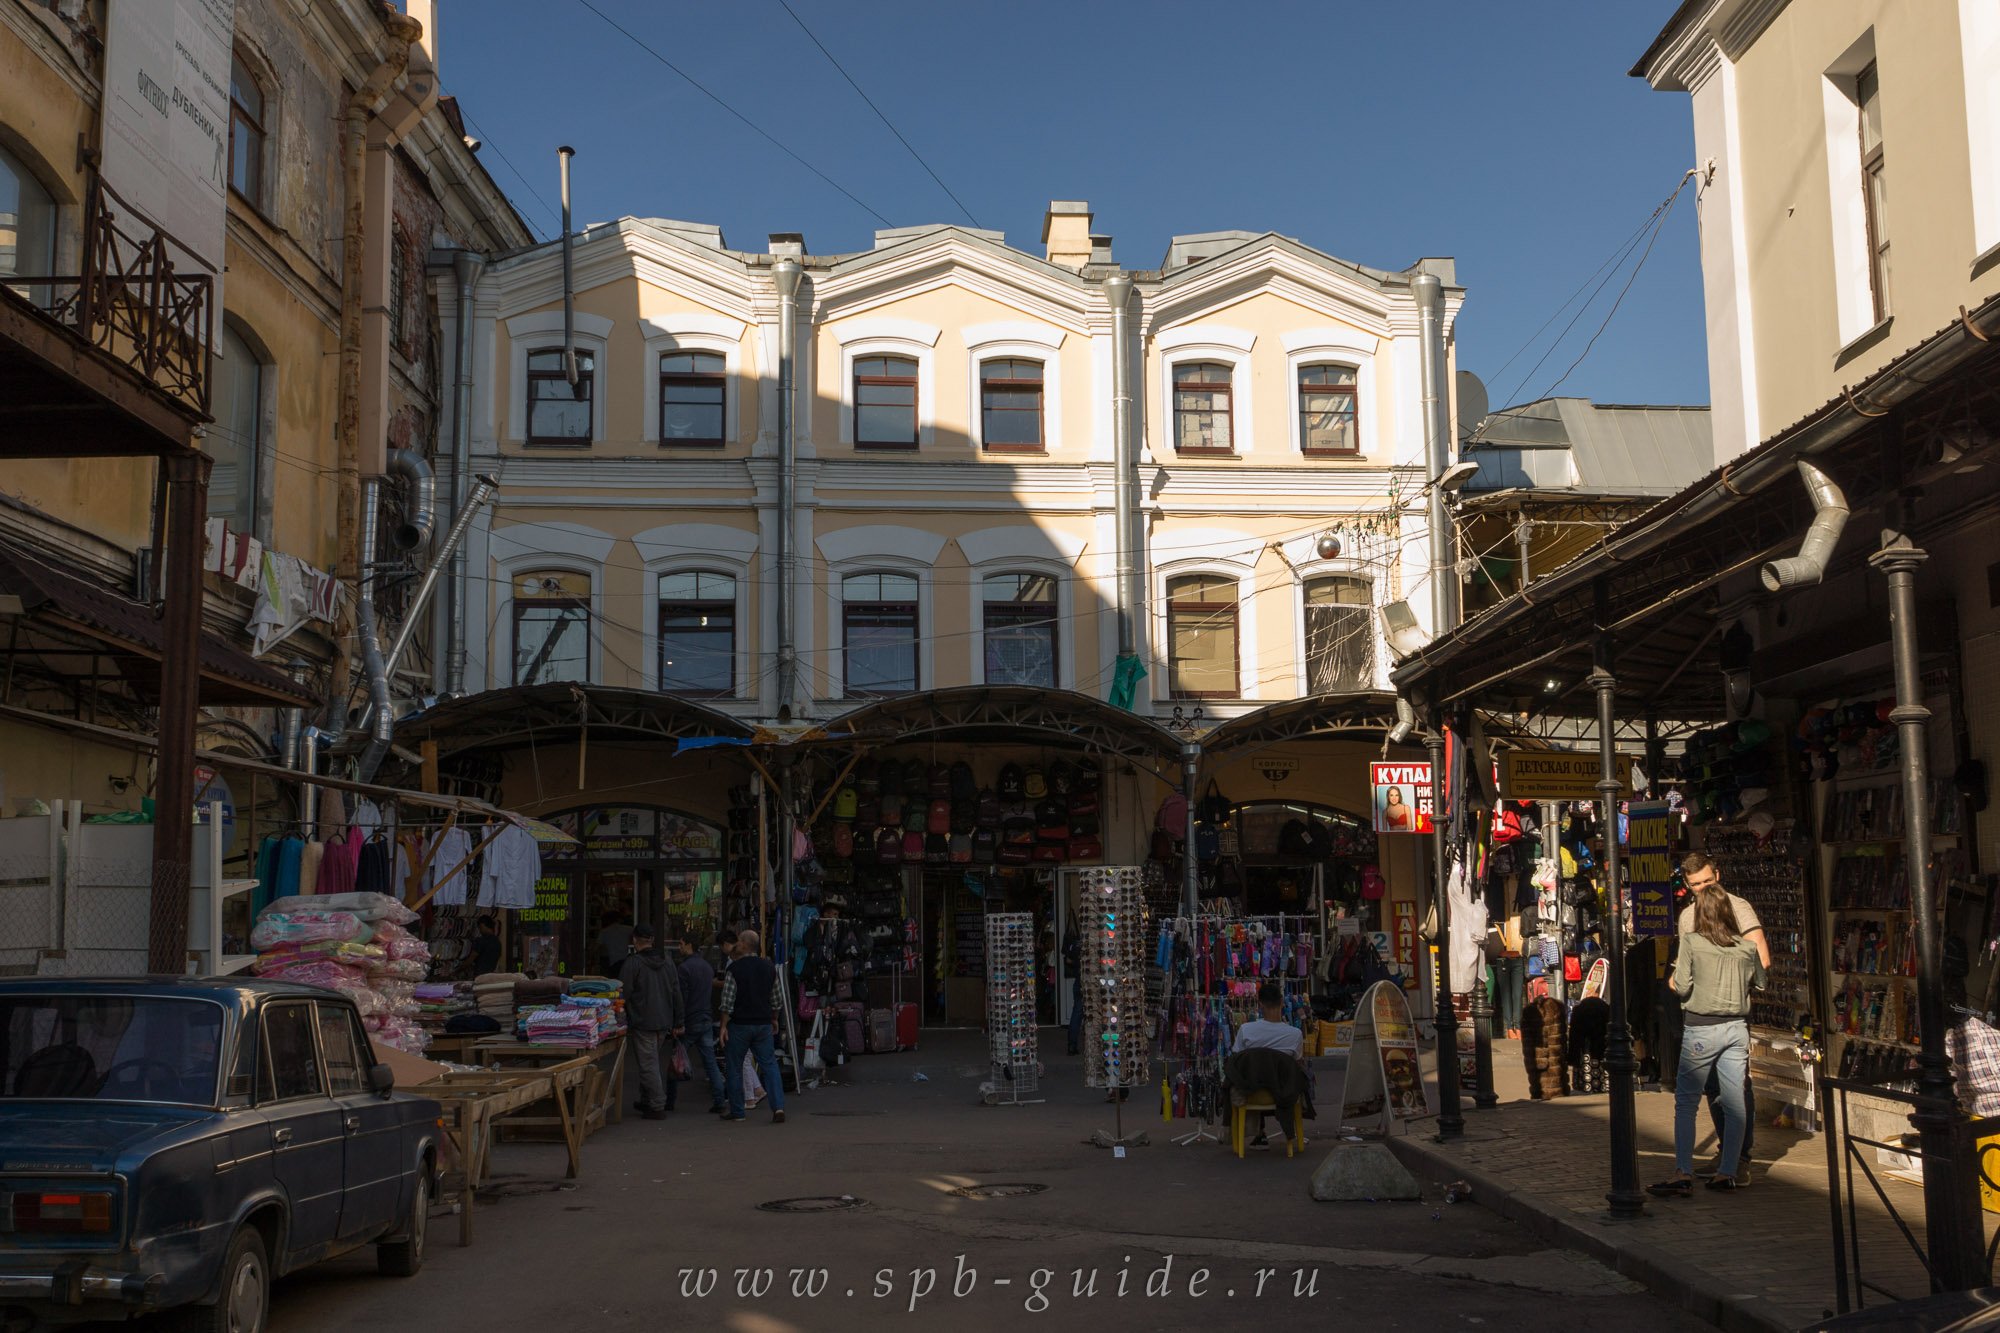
472 1032 627 1136
418 1058 591 1247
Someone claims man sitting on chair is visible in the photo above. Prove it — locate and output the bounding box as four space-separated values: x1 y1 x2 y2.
1231 982 1307 1149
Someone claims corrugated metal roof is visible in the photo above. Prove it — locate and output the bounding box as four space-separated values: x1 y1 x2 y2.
1464 397 1710 498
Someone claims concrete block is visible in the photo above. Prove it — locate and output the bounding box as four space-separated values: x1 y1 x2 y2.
1309 1142 1423 1201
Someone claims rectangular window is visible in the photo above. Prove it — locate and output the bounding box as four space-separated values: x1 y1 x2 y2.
1299 365 1359 455
527 349 594 445
843 572 919 695
316 1003 368 1096
208 323 262 535
1304 576 1375 693
513 571 591 685
982 573 1057 687
1858 62 1890 323
1173 362 1234 454
228 55 265 206
1167 574 1239 699
854 355 919 448
659 351 726 446
980 358 1044 451
259 1002 323 1102
658 571 735 696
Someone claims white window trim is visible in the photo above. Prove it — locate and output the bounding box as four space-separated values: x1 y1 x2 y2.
966 339 1064 453
1282 327 1380 460
636 522 758 699
507 308 614 445
1155 557 1257 703
640 320 743 447
1290 564 1383 696
1960 0 2000 262
967 558 1074 689
1821 31 1881 347
838 333 937 448
1158 343 1255 457
824 557 933 701
493 554 605 688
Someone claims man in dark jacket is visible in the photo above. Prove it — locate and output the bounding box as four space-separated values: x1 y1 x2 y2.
718 929 786 1124
618 923 684 1120
674 935 723 1113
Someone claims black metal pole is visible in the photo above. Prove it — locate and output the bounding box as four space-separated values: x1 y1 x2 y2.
1871 516 1984 1290
149 450 209 974
1471 888 1498 1108
1594 608 1645 1219
1429 728 1463 1138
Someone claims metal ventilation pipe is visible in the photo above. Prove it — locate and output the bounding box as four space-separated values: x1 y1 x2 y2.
1388 695 1417 744
559 146 578 388
385 447 435 551
1413 272 1460 633
772 257 803 718
299 727 322 840
1760 460 1850 591
445 249 486 695
354 478 397 780
1105 274 1138 661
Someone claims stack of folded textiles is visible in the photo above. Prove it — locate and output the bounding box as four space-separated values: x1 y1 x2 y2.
413 982 475 1034
511 977 567 1038
250 892 433 1054
567 977 625 1035
522 1003 601 1047
472 972 524 1023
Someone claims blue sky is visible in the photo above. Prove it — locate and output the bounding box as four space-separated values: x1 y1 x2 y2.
440 0 1706 410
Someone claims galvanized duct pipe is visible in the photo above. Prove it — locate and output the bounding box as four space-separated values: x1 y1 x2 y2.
299 727 322 839
445 250 485 695
1105 274 1138 660
354 478 396 782
772 257 802 718
1759 460 1849 591
1413 272 1460 633
385 473 497 682
385 446 435 551
559 147 577 387
1388 695 1417 744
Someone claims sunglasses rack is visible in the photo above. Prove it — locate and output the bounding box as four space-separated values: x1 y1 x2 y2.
982 912 1043 1106
1081 867 1150 1092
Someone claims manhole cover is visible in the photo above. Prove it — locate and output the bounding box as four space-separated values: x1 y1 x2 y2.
757 1196 868 1214
949 1183 1048 1200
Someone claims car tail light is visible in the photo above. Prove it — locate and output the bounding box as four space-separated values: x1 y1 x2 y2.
9 1191 114 1233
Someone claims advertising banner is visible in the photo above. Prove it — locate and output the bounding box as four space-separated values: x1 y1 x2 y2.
1369 762 1434 834
1501 751 1632 801
1625 801 1676 940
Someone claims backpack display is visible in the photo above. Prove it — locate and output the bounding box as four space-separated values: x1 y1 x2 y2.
924 832 950 865
926 798 951 836
875 826 903 864
950 799 976 835
1032 841 1065 863
928 763 951 799
1023 766 1049 799
997 763 1026 800
832 822 855 858
1069 835 1103 862
902 830 925 862
880 791 905 825
1035 798 1069 843
1048 759 1075 796
976 787 1002 827
1077 758 1102 792
1194 823 1221 862
877 759 903 796
948 833 973 864
1197 780 1232 827
1156 792 1189 837
971 827 999 864
949 760 978 803
903 764 929 799
833 785 859 820
903 802 927 833
1068 787 1100 817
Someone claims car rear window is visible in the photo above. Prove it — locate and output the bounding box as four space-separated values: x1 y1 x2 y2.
0 996 223 1105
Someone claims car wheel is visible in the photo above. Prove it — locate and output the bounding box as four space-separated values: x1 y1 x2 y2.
175 1225 269 1333
376 1172 428 1277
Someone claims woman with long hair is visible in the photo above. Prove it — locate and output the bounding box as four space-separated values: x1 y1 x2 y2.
1649 886 1766 1197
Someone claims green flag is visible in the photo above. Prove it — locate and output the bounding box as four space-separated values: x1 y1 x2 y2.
1108 653 1148 711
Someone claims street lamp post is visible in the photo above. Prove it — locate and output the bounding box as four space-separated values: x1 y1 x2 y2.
1430 725 1464 1138
1594 588 1645 1220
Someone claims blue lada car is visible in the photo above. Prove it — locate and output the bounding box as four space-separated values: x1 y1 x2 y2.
0 978 441 1332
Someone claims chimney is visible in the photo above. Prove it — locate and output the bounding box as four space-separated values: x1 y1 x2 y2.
1042 201 1093 267
1089 233 1114 265
768 232 806 257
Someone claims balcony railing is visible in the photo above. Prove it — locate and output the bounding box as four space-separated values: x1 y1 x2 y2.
17 178 213 416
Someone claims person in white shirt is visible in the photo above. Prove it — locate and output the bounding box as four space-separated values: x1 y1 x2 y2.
1234 982 1304 1147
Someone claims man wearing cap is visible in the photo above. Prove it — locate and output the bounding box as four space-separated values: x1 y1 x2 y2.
618 922 684 1120
1677 852 1770 1185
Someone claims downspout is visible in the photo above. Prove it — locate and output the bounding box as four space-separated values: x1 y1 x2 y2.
559 147 577 388
1105 274 1138 660
1387 695 1417 745
298 727 322 840
1413 272 1459 633
772 257 803 719
328 9 423 728
354 479 395 784
1515 510 1533 591
1759 460 1849 590
445 250 486 695
385 447 435 551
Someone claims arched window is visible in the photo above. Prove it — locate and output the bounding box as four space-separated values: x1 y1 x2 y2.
842 572 919 695
228 53 267 206
513 570 591 685
207 321 265 534
853 355 918 449
658 571 734 696
1167 573 1238 698
658 351 726 446
1298 364 1359 455
1172 361 1234 454
0 144 56 305
979 358 1044 451
526 349 594 445
1304 575 1374 693
982 572 1057 686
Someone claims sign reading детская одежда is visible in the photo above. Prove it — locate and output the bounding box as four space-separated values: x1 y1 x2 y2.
1500 751 1633 801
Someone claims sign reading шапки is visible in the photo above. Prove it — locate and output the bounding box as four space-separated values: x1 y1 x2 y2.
1501 751 1633 801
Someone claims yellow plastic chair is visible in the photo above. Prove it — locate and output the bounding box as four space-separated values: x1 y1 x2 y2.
1231 1092 1305 1158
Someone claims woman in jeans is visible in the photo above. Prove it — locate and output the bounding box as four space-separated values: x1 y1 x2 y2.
1649 888 1766 1196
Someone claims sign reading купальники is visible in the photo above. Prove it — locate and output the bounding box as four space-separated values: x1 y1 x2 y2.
1500 751 1634 802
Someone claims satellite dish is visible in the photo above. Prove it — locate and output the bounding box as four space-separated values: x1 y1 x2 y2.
1456 371 1490 443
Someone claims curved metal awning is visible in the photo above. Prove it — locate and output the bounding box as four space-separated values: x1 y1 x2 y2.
1196 691 1400 758
391 683 758 761
822 685 1185 768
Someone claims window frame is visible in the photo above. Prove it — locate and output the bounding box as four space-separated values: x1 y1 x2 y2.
977 357 1047 454
315 1001 370 1097
524 347 596 448
207 320 267 538
979 571 1059 688
1165 572 1241 700
657 569 736 697
0 143 59 305
1296 363 1361 458
511 571 593 687
841 571 921 697
657 350 728 448
228 52 267 209
1857 61 1890 325
1170 360 1237 457
1302 574 1377 695
257 1000 327 1106
852 354 921 450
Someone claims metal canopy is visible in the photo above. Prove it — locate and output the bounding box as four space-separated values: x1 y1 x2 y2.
822 685 1184 765
1196 691 1400 755
391 683 758 760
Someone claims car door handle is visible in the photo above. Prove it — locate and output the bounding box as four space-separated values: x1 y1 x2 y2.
344 1116 360 1133
273 1128 294 1146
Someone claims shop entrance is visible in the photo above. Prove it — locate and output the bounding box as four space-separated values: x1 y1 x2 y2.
1228 800 1380 929
910 865 1058 1028
522 804 723 976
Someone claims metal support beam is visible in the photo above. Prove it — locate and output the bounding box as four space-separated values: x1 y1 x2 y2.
148 450 208 973
1180 741 1200 916
1593 595 1645 1219
1870 513 1984 1289
1428 727 1462 1138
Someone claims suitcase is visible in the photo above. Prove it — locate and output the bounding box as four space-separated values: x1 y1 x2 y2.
834 1001 866 1057
866 1008 897 1054
893 1001 919 1051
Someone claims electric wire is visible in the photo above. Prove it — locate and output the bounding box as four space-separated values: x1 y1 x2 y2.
457 110 561 241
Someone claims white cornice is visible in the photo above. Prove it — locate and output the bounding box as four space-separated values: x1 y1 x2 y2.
962 320 1066 350
1139 247 1401 340
831 317 941 347
809 234 1094 334
1156 325 1257 354
639 313 748 342
505 309 614 341
1282 326 1380 356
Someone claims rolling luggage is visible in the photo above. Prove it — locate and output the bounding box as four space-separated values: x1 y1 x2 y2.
835 1001 866 1057
893 1001 919 1051
866 1008 897 1054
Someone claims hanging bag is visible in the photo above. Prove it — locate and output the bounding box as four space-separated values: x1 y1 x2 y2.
1197 779 1232 827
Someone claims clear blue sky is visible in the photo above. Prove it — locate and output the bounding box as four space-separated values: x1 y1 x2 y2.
440 0 1706 410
